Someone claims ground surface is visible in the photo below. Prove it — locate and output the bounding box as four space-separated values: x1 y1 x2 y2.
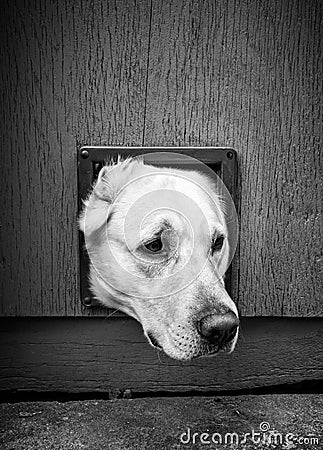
0 394 322 449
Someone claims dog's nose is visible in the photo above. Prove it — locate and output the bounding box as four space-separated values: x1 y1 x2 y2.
198 311 239 347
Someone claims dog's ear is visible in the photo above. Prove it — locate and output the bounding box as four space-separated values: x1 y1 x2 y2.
95 156 146 201
78 157 144 235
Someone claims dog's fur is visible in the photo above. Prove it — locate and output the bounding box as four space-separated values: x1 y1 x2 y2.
79 157 239 360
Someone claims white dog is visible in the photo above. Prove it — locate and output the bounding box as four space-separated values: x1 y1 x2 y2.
79 156 239 360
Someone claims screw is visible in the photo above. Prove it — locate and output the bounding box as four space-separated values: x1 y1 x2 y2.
81 149 89 159
83 297 92 306
227 151 234 159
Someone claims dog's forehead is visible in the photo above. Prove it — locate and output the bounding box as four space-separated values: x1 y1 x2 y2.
109 166 226 242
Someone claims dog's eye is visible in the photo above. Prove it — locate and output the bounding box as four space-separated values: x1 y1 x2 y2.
211 235 224 253
144 238 163 253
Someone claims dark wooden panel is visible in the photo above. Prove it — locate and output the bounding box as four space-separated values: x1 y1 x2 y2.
0 0 321 318
0 318 322 393
144 0 323 316
0 0 151 315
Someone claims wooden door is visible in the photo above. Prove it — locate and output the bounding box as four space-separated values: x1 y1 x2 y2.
0 0 322 396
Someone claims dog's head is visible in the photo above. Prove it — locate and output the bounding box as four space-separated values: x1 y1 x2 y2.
79 156 239 360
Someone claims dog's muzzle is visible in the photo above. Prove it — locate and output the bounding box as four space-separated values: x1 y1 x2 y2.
197 311 239 348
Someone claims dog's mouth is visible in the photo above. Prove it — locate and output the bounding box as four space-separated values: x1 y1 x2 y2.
196 338 237 357
146 329 238 360
147 331 163 350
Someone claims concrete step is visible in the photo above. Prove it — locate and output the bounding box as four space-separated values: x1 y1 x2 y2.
0 394 322 449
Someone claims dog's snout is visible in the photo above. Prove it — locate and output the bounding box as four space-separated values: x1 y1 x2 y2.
198 311 239 347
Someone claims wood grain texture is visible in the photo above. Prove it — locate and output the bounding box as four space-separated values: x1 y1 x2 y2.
0 318 322 392
0 0 151 315
144 0 323 316
0 0 322 317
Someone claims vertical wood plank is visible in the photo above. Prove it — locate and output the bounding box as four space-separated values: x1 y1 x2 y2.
0 0 151 315
144 0 323 316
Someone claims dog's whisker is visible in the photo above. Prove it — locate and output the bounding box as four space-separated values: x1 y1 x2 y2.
156 349 164 364
238 324 246 342
104 308 122 320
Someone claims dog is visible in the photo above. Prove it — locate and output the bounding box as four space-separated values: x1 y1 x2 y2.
79 155 239 360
